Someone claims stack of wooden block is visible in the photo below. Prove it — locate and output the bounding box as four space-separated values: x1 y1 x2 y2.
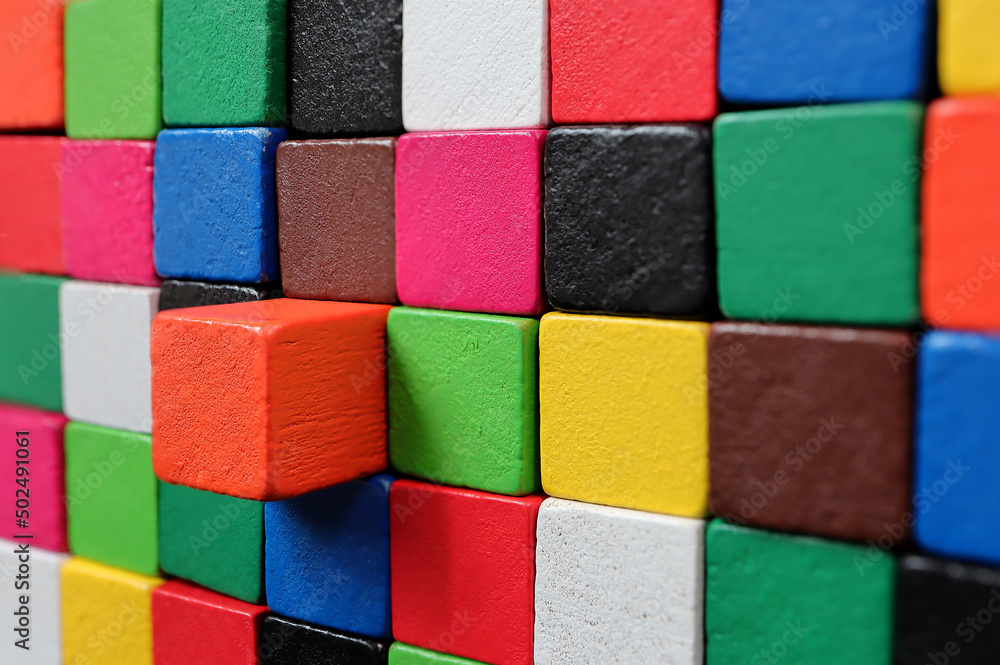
2 0 1000 664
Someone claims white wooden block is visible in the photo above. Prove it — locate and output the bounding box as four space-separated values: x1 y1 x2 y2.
402 0 550 131
534 498 704 665
60 282 159 433
0 539 68 665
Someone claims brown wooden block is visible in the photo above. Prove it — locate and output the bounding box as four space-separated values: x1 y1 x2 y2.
276 138 396 304
708 322 913 544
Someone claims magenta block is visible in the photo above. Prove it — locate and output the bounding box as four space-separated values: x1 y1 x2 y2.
395 130 546 315
0 403 67 551
61 140 159 286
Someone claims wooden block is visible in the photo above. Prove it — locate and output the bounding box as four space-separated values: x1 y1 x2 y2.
939 0 1000 95
151 299 390 500
922 98 1000 331
715 102 921 325
152 580 267 665
260 614 390 665
706 520 894 665
401 0 548 131
895 554 1000 665
0 0 65 129
550 0 716 124
59 281 159 433
544 125 714 315
389 644 488 665
65 422 157 575
534 498 704 665
0 136 63 275
1 404 67 551
265 475 393 637
159 482 264 603
0 540 67 664
719 0 930 104
709 323 913 543
61 557 162 665
158 280 283 311
153 128 286 284
61 140 158 286
288 0 402 134
539 312 709 517
64 0 161 139
162 0 286 126
388 307 539 495
396 131 545 315
916 331 1000 566
390 480 541 665
276 139 397 303
0 273 66 411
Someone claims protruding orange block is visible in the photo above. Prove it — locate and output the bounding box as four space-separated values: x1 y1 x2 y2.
0 136 63 275
0 0 66 129
152 299 390 500
922 98 1000 330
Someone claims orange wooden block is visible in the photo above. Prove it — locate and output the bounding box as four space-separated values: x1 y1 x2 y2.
152 299 391 500
0 136 63 274
922 97 1000 330
0 0 65 129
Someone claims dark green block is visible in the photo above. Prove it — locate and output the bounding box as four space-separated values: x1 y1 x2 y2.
159 481 265 603
706 520 894 665
0 273 65 411
714 102 921 325
65 422 158 575
162 0 287 126
388 307 539 496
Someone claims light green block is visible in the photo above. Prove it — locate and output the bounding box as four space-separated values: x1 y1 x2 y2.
0 272 65 411
65 422 157 575
64 0 162 139
162 0 287 126
706 520 894 665
388 307 539 496
389 643 488 665
714 101 921 325
159 481 264 603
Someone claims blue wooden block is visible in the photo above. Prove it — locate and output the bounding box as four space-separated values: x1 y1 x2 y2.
153 127 286 283
916 331 1000 566
718 0 931 104
264 474 394 638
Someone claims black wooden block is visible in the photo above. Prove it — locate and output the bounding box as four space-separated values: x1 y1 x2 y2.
544 125 714 316
895 553 1000 665
259 615 389 665
289 0 402 135
157 280 283 311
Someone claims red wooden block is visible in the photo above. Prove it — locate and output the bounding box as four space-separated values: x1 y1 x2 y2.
0 0 66 129
550 0 718 124
152 580 266 665
390 480 542 665
0 136 63 275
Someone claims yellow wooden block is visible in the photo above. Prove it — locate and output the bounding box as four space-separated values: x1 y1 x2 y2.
61 557 163 665
539 312 709 517
939 0 1000 95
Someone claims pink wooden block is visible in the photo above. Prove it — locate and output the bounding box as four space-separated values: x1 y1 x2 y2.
61 140 159 286
395 130 546 315
0 403 67 552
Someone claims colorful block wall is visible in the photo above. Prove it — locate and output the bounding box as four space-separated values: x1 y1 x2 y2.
1 1 1000 664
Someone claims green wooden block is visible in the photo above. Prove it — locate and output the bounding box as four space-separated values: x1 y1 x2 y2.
706 520 894 665
162 0 287 126
388 307 539 496
0 273 65 411
158 481 264 603
389 643 488 665
714 102 921 325
65 422 157 575
64 0 162 139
